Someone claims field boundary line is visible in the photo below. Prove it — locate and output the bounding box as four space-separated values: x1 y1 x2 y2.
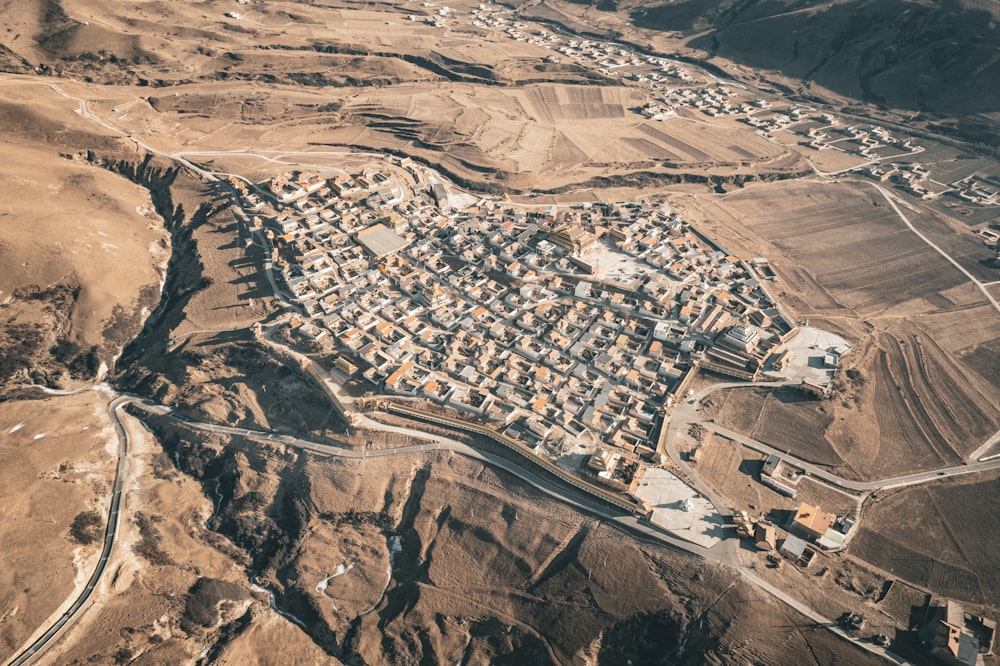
871 184 1000 316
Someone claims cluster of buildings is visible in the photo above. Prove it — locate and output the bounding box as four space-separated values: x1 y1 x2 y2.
734 496 853 564
952 174 1000 205
923 601 995 666
785 501 854 551
421 0 1000 216
760 453 802 498
741 103 814 134
810 122 915 154
437 0 709 85
238 163 798 470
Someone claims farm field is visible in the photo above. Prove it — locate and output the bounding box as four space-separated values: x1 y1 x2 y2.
927 156 999 183
703 323 997 482
695 181 974 317
701 388 845 470
0 0 998 660
793 144 870 173
850 470 1000 606
96 77 806 193
691 433 792 513
693 432 859 518
686 180 1000 478
904 203 1000 283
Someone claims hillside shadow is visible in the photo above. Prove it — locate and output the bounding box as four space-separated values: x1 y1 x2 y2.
632 0 1000 118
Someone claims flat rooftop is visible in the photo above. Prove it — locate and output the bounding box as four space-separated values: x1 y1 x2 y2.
356 223 409 258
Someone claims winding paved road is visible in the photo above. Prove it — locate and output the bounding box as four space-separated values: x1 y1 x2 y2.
704 421 1000 492
664 380 1000 497
5 396 132 666
0 74 946 664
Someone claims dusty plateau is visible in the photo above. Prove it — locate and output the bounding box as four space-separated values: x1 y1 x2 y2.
1 0 1000 665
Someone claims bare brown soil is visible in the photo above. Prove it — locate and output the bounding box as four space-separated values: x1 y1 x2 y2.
693 434 796 513
703 388 845 469
32 405 331 666
0 88 170 386
850 470 1000 607
129 418 886 665
0 0 996 661
688 181 1000 479
0 392 116 662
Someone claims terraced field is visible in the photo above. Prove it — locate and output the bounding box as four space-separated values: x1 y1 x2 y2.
696 181 1000 479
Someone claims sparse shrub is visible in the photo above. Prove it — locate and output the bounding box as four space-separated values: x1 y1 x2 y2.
69 510 104 545
182 578 248 631
133 512 173 565
50 339 82 363
102 304 142 349
0 323 44 381
67 346 101 378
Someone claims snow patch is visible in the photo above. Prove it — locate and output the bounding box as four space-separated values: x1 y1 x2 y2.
10 421 26 433
316 560 355 611
360 535 402 617
250 580 309 630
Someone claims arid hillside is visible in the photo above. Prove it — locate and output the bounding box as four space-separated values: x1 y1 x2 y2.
629 0 1000 117
112 416 887 666
0 0 814 193
0 85 170 385
1 0 998 663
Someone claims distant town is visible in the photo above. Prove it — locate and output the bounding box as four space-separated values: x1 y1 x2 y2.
403 0 1000 211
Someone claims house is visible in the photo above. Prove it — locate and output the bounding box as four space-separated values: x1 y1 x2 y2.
333 356 359 376
770 349 794 370
754 523 776 550
548 224 597 254
788 502 837 541
779 535 814 567
430 182 448 205
923 600 995 666
718 323 759 353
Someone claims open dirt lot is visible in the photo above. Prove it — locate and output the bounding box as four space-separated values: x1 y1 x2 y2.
703 388 845 469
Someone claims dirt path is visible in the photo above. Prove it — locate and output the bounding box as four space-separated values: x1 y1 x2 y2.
871 184 1000 316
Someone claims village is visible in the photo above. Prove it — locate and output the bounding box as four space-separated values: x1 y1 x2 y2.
223 157 1000 664
232 159 825 489
450 1 1000 210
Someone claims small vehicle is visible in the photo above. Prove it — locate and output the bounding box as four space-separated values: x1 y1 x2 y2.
871 634 889 647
